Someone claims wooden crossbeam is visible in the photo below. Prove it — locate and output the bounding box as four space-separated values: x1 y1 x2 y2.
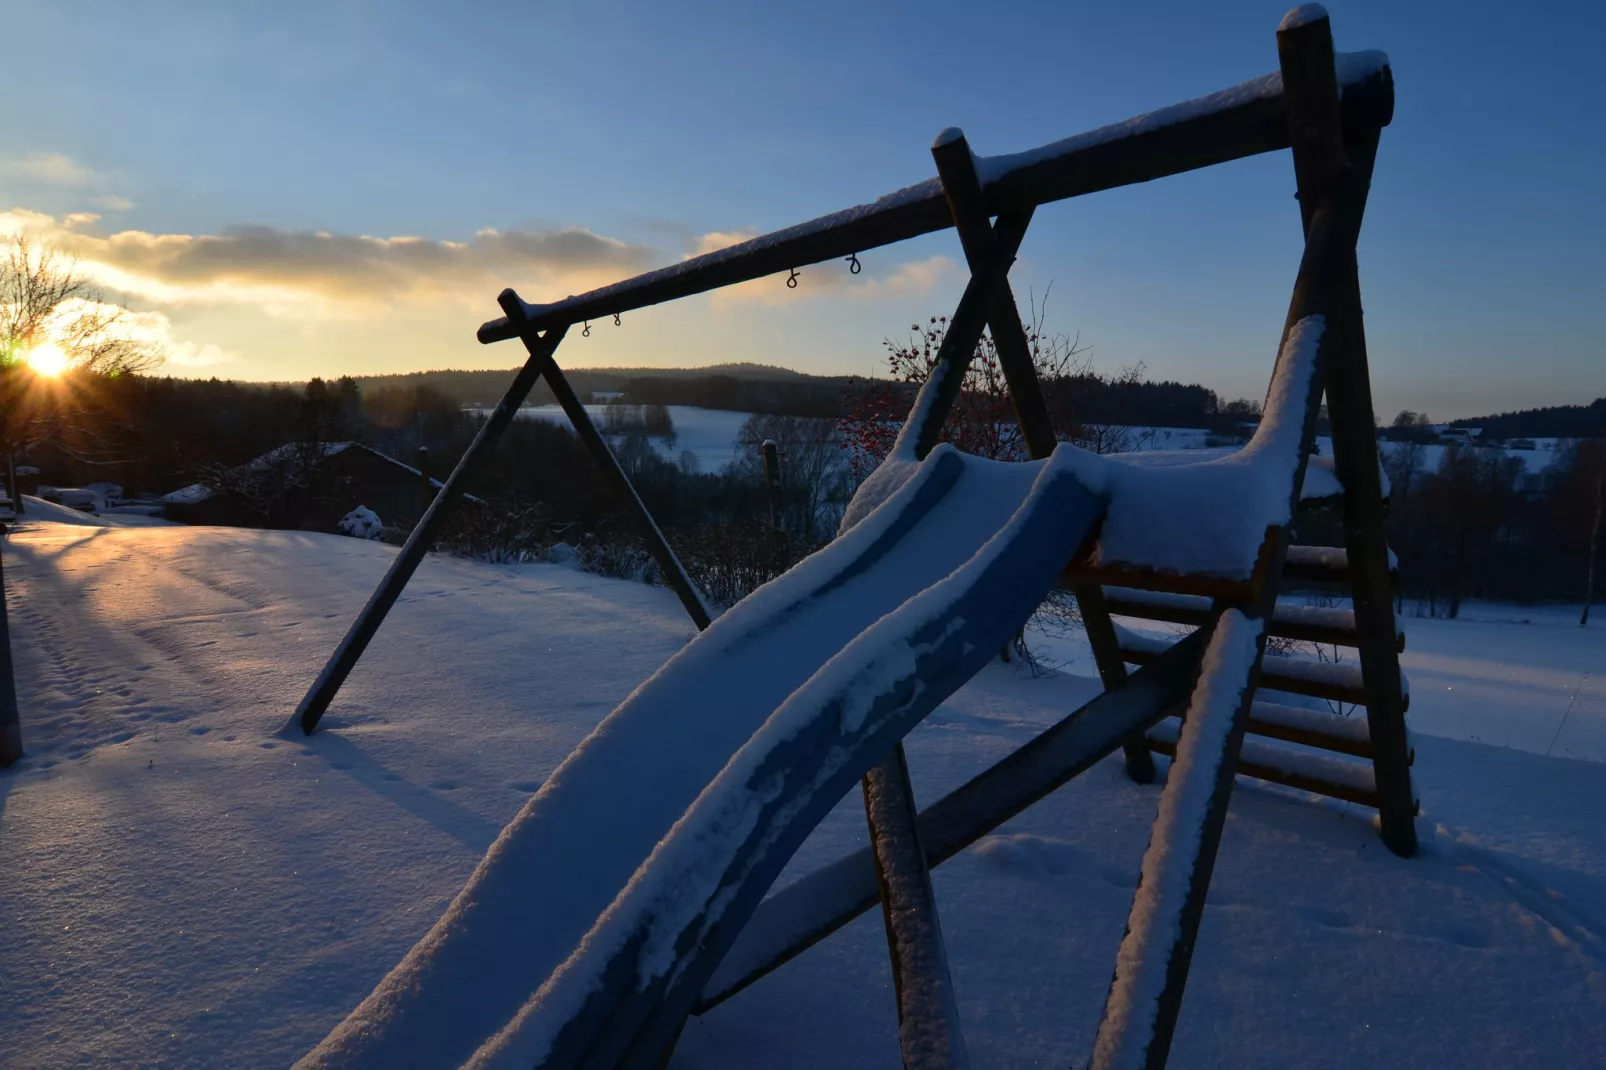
477 64 1392 344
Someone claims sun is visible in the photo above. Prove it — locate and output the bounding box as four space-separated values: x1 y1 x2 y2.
24 341 69 377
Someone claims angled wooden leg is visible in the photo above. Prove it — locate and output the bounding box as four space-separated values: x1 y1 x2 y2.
1275 10 1416 857
855 213 1031 1069
1308 140 1417 857
930 130 1154 783
502 291 712 635
863 745 968 1068
290 323 570 735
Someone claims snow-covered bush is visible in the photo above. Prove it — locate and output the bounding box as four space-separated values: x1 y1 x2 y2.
338 505 383 539
434 500 551 563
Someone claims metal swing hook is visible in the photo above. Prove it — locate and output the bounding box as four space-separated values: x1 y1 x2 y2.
846 253 861 275
613 312 622 326
582 321 591 337
786 268 800 289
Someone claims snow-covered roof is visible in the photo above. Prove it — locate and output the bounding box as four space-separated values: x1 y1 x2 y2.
160 442 482 506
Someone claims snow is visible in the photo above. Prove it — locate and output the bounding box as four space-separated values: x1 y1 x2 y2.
1093 609 1265 1070
972 53 1387 186
1048 316 1323 579
298 444 1056 1068
1278 3 1328 32
13 494 176 528
3 513 1605 1068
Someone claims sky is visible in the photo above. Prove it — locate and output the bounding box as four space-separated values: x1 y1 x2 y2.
1 0 1601 421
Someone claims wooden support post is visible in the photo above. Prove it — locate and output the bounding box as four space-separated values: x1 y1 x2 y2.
855 209 1029 1069
1279 10 1416 857
290 324 571 735
0 542 22 768
761 439 781 531
1092 14 1381 1065
930 128 1155 783
862 746 969 1068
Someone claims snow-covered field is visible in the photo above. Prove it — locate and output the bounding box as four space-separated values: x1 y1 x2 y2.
509 404 756 473
491 406 1573 482
2 508 1604 1067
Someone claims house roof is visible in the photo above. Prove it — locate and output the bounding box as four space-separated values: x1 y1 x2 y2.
160 442 483 506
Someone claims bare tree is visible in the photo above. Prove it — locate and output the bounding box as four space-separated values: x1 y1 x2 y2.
839 292 1095 478
735 413 851 541
2 236 163 376
1 235 166 500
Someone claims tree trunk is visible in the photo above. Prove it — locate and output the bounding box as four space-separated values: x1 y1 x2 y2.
1584 474 1602 628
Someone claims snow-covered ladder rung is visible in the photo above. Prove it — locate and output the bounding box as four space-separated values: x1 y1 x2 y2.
1117 631 1408 713
1146 720 1395 811
1282 543 1399 589
1063 544 1400 608
1104 587 1404 652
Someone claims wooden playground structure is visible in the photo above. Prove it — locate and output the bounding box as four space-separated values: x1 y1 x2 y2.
293 8 1417 1068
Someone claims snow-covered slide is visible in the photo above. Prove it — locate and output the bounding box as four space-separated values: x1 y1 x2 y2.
300 443 1106 1070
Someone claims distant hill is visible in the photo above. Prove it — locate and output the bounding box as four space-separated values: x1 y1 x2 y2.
327 365 831 413
1451 398 1606 439
264 362 1299 429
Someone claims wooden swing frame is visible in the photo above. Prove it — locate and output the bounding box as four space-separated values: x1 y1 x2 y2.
292 10 1415 1066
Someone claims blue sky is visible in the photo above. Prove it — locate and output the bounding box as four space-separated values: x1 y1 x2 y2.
2 0 1601 420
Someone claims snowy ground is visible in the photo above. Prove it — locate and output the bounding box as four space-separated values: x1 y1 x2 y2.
2 510 1603 1067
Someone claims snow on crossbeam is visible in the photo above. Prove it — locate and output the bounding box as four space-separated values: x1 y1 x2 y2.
477 58 1390 343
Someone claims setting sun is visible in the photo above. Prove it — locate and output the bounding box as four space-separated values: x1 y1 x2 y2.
24 341 69 377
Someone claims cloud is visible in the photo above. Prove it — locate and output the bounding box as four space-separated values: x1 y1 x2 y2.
39 297 242 370
1 208 661 314
91 194 135 212
694 229 957 308
2 152 99 187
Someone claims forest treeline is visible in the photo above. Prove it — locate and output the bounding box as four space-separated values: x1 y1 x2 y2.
1449 398 1606 440
13 365 1603 617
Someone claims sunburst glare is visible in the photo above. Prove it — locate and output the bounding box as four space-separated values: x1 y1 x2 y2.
24 341 69 377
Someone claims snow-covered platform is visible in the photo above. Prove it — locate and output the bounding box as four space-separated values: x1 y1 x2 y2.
2 516 1603 1067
